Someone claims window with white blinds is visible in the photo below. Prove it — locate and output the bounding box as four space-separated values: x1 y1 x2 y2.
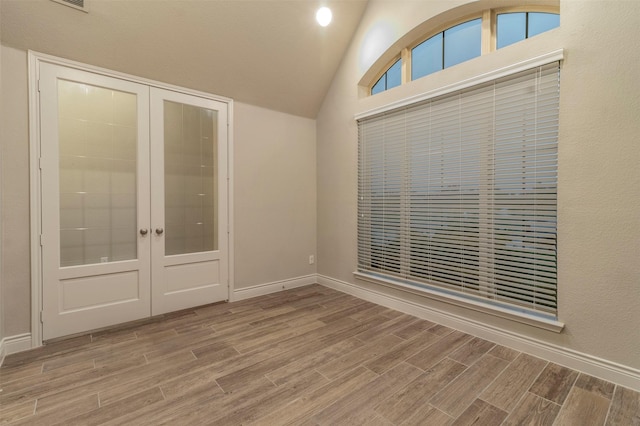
357 62 560 317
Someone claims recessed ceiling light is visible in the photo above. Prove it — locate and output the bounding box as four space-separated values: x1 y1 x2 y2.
316 7 332 27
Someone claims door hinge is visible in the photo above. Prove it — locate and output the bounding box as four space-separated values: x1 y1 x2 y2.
39 157 43 170
37 79 41 93
40 311 44 324
40 234 44 246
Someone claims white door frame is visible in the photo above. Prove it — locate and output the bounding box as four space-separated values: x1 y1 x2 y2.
28 51 235 347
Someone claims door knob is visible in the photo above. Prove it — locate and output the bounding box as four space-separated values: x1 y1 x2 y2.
155 228 164 235
140 228 148 236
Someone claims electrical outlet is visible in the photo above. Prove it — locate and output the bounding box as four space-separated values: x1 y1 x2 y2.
100 257 109 263
309 255 315 265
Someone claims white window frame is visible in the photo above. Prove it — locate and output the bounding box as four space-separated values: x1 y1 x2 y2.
355 50 565 333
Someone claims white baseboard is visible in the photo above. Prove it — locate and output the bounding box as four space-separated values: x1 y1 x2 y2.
231 274 317 302
0 333 33 367
317 274 640 392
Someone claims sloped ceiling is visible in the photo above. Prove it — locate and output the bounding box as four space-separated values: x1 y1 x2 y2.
0 0 368 118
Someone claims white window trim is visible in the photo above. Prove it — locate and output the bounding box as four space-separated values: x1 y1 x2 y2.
354 271 564 333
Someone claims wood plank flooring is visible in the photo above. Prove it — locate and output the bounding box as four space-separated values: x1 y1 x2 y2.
1 285 638 425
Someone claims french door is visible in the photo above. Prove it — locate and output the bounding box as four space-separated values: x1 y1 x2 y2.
39 63 228 340
150 88 228 315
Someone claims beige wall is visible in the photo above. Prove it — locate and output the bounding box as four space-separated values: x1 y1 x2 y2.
234 102 317 289
0 45 317 336
0 5 4 345
1 45 30 337
317 0 640 370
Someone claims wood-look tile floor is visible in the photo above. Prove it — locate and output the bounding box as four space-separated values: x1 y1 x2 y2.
1 285 639 425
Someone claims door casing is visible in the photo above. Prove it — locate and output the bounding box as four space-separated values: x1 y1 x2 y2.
28 51 235 347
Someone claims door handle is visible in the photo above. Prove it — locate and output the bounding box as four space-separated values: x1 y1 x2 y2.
155 228 164 235
140 228 149 236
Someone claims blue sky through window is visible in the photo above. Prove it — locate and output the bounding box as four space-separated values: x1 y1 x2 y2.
528 12 560 37
497 13 526 49
412 33 443 80
444 19 482 68
498 12 559 49
386 59 402 90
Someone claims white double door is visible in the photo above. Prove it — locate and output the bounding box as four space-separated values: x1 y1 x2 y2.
39 63 229 340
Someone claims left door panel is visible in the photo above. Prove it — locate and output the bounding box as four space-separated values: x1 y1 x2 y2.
40 63 151 340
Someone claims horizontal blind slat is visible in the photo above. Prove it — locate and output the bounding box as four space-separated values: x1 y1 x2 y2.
358 63 559 314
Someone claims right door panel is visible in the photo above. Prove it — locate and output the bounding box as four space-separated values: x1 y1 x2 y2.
150 88 229 315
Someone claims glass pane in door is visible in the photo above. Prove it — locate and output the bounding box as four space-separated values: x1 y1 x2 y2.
164 101 218 255
58 80 138 267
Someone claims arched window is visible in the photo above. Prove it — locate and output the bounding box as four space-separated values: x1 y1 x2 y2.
371 59 402 95
369 8 559 95
359 5 563 326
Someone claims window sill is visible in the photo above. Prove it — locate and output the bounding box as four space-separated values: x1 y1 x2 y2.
353 271 564 333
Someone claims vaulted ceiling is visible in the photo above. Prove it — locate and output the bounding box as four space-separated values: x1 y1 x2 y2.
0 0 368 118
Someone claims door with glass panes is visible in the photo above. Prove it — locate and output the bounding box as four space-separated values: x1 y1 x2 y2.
150 88 228 315
39 63 228 340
